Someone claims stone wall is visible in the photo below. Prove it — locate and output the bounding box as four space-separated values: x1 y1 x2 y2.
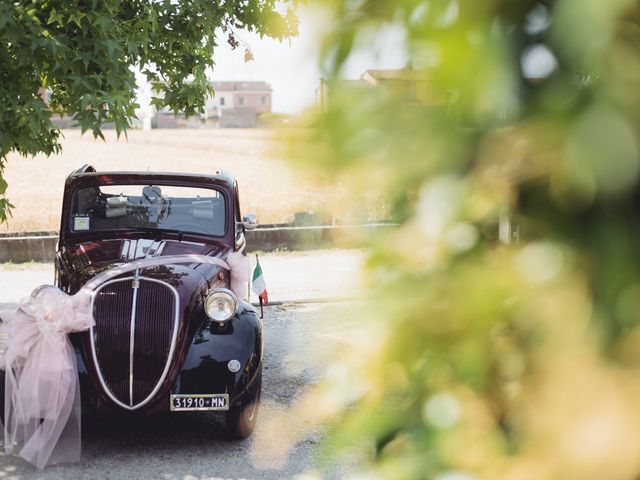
0 224 395 263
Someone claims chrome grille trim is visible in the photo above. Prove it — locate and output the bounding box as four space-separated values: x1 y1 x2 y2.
128 269 140 407
90 275 180 411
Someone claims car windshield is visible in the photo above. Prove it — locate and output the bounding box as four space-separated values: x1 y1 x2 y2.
69 184 226 237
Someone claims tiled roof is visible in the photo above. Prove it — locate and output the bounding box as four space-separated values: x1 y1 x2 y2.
212 81 272 92
324 79 369 87
362 69 430 82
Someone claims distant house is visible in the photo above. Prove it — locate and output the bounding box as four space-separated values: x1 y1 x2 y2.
204 81 272 128
317 68 448 110
207 81 272 113
316 79 368 111
361 69 445 105
154 80 273 128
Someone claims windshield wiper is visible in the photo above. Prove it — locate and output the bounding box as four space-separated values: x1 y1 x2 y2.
123 225 184 241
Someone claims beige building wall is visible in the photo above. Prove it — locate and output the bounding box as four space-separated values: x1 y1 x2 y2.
232 92 271 114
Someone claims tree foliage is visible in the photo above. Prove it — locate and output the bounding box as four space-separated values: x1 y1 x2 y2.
298 0 640 478
0 0 298 222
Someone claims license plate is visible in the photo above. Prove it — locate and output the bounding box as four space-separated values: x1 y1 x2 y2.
170 394 229 411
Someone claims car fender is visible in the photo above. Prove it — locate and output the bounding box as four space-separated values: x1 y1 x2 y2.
174 300 263 407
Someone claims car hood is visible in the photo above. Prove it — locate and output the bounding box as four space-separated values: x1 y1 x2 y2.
65 237 233 412
61 237 229 290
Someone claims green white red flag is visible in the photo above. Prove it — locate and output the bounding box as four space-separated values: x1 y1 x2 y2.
252 256 268 304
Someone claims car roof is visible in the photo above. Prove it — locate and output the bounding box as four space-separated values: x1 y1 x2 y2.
65 166 237 190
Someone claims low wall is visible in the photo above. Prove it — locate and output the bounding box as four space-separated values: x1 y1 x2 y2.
0 224 395 263
0 234 58 263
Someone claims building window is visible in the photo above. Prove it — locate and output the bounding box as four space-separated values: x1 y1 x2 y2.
220 97 225 106
238 96 244 106
261 96 266 105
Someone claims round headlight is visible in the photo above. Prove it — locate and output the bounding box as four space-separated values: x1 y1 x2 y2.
205 288 238 322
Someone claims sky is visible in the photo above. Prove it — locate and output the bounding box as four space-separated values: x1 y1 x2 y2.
191 5 407 114
136 5 407 117
208 4 557 113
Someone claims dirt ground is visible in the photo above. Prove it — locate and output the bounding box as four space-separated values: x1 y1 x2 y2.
3 128 343 233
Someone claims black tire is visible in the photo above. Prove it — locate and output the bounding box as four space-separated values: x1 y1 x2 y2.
225 368 262 439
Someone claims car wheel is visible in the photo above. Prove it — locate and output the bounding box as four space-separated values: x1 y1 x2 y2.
225 368 262 439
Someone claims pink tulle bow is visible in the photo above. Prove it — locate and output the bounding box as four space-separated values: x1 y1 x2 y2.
225 252 250 300
0 287 93 469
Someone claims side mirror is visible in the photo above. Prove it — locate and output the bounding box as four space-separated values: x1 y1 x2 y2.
242 214 258 231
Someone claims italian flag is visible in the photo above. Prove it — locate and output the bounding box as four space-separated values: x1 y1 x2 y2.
252 255 268 304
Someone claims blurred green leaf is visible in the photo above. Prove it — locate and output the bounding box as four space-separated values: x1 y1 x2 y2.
294 1 640 479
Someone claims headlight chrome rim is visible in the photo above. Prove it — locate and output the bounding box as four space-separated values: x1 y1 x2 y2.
204 288 238 322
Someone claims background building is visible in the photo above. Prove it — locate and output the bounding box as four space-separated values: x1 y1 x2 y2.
204 81 272 127
154 80 273 128
317 68 448 111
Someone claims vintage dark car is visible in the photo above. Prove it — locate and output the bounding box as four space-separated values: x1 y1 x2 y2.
55 165 262 438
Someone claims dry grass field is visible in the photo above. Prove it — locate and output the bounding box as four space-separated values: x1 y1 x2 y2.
3 128 346 233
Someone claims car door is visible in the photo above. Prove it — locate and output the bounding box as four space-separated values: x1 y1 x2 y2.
234 181 246 253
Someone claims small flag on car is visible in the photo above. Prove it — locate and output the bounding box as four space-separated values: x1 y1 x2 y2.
252 255 268 317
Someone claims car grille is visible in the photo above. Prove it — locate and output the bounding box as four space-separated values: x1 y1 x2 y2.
92 276 179 409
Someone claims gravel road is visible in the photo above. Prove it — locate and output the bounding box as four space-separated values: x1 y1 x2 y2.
0 250 365 479
0 301 359 480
